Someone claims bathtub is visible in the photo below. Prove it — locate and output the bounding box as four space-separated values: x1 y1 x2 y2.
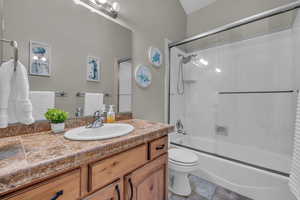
170 134 296 200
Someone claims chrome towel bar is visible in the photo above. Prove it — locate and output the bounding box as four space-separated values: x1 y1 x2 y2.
55 91 68 97
218 90 298 94
0 39 18 71
76 92 110 97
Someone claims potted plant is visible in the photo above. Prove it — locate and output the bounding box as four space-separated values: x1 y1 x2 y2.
45 108 69 133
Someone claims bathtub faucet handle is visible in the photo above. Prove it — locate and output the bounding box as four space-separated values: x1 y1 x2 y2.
176 120 187 135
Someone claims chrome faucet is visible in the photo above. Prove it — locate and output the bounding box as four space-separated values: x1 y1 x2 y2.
176 119 187 135
75 107 83 118
86 110 105 128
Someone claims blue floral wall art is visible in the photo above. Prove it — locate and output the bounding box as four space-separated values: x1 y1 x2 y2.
135 65 152 88
87 56 101 82
148 47 163 67
29 41 51 76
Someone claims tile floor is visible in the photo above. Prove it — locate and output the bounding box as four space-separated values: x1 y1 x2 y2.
169 175 252 200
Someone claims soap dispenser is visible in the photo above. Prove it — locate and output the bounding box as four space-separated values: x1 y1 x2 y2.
107 105 116 123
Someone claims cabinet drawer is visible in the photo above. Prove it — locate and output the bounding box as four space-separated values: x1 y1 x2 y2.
89 144 147 192
83 180 121 200
149 136 168 160
6 169 81 200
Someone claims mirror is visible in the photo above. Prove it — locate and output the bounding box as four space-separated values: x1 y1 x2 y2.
0 0 3 69
117 58 132 113
1 0 132 121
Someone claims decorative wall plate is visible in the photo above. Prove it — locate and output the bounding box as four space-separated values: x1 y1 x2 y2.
135 65 152 88
148 47 163 67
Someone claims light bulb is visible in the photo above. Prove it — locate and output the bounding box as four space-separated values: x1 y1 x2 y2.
41 57 47 62
33 56 38 60
215 68 222 73
200 58 208 66
97 0 107 4
73 0 81 4
112 2 120 12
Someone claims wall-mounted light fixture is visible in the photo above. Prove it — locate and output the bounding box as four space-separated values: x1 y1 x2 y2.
73 0 120 19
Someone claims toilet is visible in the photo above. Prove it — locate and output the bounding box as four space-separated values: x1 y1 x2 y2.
168 148 199 196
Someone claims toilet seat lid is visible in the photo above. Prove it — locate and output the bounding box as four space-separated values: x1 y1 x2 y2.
169 148 198 164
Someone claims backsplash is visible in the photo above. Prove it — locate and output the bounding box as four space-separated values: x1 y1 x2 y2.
0 113 132 138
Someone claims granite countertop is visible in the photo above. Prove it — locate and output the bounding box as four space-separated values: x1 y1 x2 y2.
0 119 173 195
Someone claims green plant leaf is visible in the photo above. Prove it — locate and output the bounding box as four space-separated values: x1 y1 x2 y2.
44 108 69 124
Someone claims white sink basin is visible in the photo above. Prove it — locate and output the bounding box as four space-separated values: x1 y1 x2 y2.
64 123 134 141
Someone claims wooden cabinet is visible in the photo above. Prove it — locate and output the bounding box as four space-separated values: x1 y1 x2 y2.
5 169 81 200
83 181 122 200
89 144 147 192
149 136 168 160
124 154 168 200
2 137 168 200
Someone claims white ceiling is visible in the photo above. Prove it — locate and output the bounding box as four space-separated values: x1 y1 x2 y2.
179 0 217 15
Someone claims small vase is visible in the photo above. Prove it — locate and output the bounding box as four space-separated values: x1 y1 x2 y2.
51 123 65 133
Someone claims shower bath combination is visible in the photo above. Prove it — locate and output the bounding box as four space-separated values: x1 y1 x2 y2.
177 54 196 95
168 2 300 200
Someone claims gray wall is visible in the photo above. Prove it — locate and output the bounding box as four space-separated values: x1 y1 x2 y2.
115 0 296 122
187 0 296 37
4 0 294 123
3 0 187 122
3 0 132 117
0 0 3 63
114 0 187 122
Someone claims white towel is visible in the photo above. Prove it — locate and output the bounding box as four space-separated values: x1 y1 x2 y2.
0 60 34 127
14 62 34 125
0 60 14 128
290 92 300 200
84 93 103 116
30 91 55 121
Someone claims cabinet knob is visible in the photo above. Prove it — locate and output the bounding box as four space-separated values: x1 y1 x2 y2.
156 144 165 150
50 190 64 200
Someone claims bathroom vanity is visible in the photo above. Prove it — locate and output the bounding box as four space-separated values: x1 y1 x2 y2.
0 119 173 200
0 0 174 199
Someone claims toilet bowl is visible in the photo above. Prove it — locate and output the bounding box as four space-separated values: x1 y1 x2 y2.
168 148 199 196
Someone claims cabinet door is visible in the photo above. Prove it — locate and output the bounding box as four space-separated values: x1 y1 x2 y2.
5 169 81 200
84 181 122 200
124 154 168 200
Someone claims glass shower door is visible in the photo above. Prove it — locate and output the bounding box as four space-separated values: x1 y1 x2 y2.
169 8 299 175
0 0 3 63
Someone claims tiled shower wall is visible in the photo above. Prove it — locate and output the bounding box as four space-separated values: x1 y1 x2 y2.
170 14 300 174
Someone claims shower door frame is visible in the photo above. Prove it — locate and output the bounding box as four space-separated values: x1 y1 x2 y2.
166 1 300 177
0 0 3 63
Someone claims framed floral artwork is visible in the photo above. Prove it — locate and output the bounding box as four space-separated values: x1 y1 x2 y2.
29 41 51 77
87 56 101 82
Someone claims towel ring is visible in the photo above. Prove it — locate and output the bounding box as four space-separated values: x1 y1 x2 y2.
0 39 18 72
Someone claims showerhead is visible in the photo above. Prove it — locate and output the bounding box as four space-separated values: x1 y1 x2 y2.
177 54 197 95
178 54 197 64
